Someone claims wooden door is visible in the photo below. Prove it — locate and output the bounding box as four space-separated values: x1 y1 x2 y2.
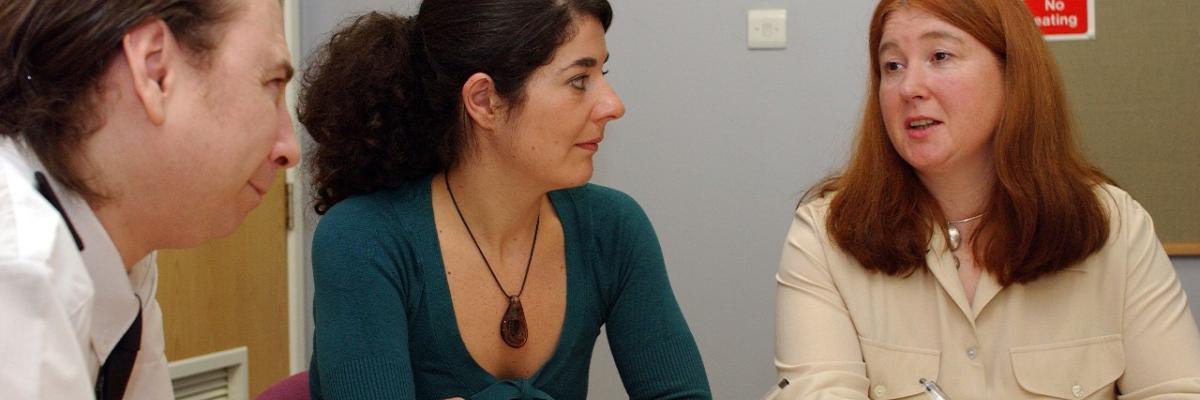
156 170 291 397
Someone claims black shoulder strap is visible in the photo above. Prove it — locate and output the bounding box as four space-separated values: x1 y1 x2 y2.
33 172 84 250
32 172 141 398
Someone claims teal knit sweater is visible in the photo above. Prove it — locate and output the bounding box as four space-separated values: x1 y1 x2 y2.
309 176 711 399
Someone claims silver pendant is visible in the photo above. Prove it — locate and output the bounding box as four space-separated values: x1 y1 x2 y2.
948 225 962 251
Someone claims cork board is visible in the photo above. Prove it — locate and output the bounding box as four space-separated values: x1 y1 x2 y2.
1047 0 1199 255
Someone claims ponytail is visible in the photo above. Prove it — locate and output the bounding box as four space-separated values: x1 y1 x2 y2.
300 12 463 215
300 0 614 214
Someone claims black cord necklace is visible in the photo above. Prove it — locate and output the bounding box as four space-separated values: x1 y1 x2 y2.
445 173 540 348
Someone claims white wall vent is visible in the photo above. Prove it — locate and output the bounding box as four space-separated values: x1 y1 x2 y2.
168 346 249 400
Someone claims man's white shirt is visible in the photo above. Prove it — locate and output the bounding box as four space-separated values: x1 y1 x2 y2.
0 138 172 399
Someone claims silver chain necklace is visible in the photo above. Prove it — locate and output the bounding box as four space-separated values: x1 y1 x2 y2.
947 213 984 270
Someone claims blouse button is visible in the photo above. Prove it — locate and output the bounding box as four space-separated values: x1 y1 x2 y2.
966 346 977 359
1072 383 1084 398
873 385 887 398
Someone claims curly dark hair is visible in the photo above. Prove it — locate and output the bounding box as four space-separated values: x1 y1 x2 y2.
0 0 235 200
299 0 613 215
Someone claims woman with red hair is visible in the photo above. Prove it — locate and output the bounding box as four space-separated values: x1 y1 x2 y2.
773 0 1200 398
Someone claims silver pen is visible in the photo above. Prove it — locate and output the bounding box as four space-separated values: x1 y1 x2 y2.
760 378 790 400
919 378 952 400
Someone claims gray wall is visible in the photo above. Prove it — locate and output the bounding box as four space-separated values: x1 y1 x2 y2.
585 1 872 397
298 1 1200 398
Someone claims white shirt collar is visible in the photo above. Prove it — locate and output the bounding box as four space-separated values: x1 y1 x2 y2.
5 139 145 361
62 190 149 361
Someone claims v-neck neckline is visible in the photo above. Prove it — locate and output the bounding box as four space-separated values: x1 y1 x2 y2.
925 231 1004 323
415 175 582 388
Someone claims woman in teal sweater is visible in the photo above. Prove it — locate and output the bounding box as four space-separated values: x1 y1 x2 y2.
298 1 711 399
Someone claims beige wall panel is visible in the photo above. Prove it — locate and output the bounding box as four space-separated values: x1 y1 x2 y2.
1049 0 1199 253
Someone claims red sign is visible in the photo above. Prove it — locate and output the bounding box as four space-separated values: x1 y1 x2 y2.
1024 0 1094 40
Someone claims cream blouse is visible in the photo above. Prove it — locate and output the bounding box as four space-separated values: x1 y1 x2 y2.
774 184 1200 399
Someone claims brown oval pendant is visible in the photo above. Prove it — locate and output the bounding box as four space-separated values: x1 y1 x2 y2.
500 296 528 348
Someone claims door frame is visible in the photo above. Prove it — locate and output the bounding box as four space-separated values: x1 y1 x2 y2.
283 0 307 374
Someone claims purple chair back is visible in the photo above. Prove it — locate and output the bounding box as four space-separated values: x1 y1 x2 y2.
256 371 309 400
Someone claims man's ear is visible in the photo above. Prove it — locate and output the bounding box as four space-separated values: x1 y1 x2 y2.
122 19 178 126
461 72 502 132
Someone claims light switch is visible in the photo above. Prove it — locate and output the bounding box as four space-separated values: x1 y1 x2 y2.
748 9 787 49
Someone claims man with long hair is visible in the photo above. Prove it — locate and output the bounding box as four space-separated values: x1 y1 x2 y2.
0 1 299 398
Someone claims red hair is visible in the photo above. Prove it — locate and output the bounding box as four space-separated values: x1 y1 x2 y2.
812 0 1111 285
